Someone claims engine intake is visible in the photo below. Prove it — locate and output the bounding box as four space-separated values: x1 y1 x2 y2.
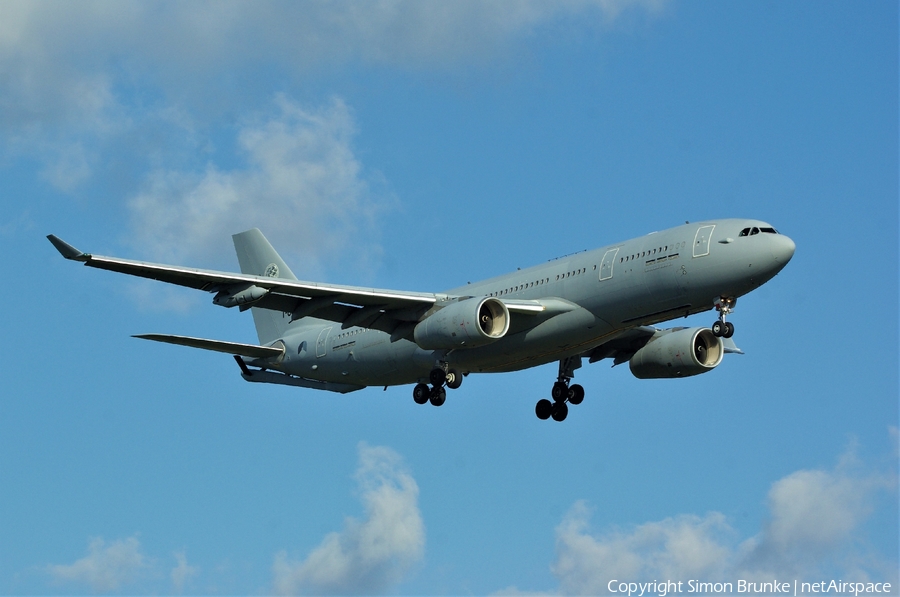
629 327 724 379
414 297 509 350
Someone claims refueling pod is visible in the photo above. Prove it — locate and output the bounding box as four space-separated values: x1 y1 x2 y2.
414 297 509 350
629 327 724 379
212 283 269 308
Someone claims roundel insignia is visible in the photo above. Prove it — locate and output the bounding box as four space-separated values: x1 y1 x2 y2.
264 263 279 278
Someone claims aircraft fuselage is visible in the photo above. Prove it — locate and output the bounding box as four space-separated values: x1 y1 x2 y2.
267 219 794 389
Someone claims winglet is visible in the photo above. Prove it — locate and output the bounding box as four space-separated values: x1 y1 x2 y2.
47 235 90 261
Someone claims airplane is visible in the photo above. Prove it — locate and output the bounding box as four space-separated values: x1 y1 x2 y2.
48 218 795 422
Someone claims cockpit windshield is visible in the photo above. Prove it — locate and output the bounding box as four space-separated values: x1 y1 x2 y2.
739 226 778 236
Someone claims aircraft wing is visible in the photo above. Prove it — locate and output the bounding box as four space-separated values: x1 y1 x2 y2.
48 235 439 325
48 235 550 337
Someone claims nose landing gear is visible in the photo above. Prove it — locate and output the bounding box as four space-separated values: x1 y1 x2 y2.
712 296 736 338
535 357 585 422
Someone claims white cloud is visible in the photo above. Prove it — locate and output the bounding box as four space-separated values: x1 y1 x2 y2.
736 443 895 580
39 141 92 192
0 1 664 81
539 442 897 595
272 443 425 595
170 550 198 593
127 94 386 276
46 535 148 592
0 1 666 190
553 505 732 594
125 279 203 314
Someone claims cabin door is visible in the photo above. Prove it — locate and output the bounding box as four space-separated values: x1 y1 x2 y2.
599 248 619 281
315 326 332 358
692 225 715 258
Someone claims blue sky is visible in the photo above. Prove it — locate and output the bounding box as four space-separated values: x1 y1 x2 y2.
0 1 897 594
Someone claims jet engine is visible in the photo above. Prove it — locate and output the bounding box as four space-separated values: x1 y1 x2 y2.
414 297 509 350
629 327 724 379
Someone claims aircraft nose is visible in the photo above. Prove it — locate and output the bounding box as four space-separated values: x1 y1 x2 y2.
771 233 796 265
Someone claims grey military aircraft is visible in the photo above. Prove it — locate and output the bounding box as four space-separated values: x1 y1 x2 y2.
48 219 794 421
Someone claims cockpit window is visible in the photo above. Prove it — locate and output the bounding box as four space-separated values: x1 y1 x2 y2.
741 226 779 237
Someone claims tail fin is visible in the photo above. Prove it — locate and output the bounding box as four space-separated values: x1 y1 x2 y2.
232 229 297 344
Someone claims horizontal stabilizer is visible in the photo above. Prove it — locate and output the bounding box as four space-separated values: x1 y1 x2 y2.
133 334 284 359
47 235 89 261
240 369 365 394
722 337 744 355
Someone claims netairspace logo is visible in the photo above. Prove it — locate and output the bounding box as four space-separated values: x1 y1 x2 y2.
606 579 894 596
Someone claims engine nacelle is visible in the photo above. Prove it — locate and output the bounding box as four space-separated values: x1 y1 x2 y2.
414 297 509 350
629 327 724 379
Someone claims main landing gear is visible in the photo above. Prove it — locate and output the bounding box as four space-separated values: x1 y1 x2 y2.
413 364 462 407
535 357 585 422
711 296 736 338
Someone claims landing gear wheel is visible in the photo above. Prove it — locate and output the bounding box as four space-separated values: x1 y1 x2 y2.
568 384 585 405
712 320 725 337
429 368 447 386
724 322 735 338
445 369 463 390
551 401 568 422
429 387 446 407
551 381 568 401
535 399 553 420
413 383 431 404
413 383 430 405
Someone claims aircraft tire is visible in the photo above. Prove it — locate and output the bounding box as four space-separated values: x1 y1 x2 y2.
724 322 735 338
413 383 430 404
429 368 447 386
535 399 553 420
712 321 725 337
568 384 585 405
551 401 568 422
551 381 568 401
446 369 463 389
429 387 446 407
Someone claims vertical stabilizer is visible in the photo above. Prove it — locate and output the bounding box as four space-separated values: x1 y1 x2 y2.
232 229 297 344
